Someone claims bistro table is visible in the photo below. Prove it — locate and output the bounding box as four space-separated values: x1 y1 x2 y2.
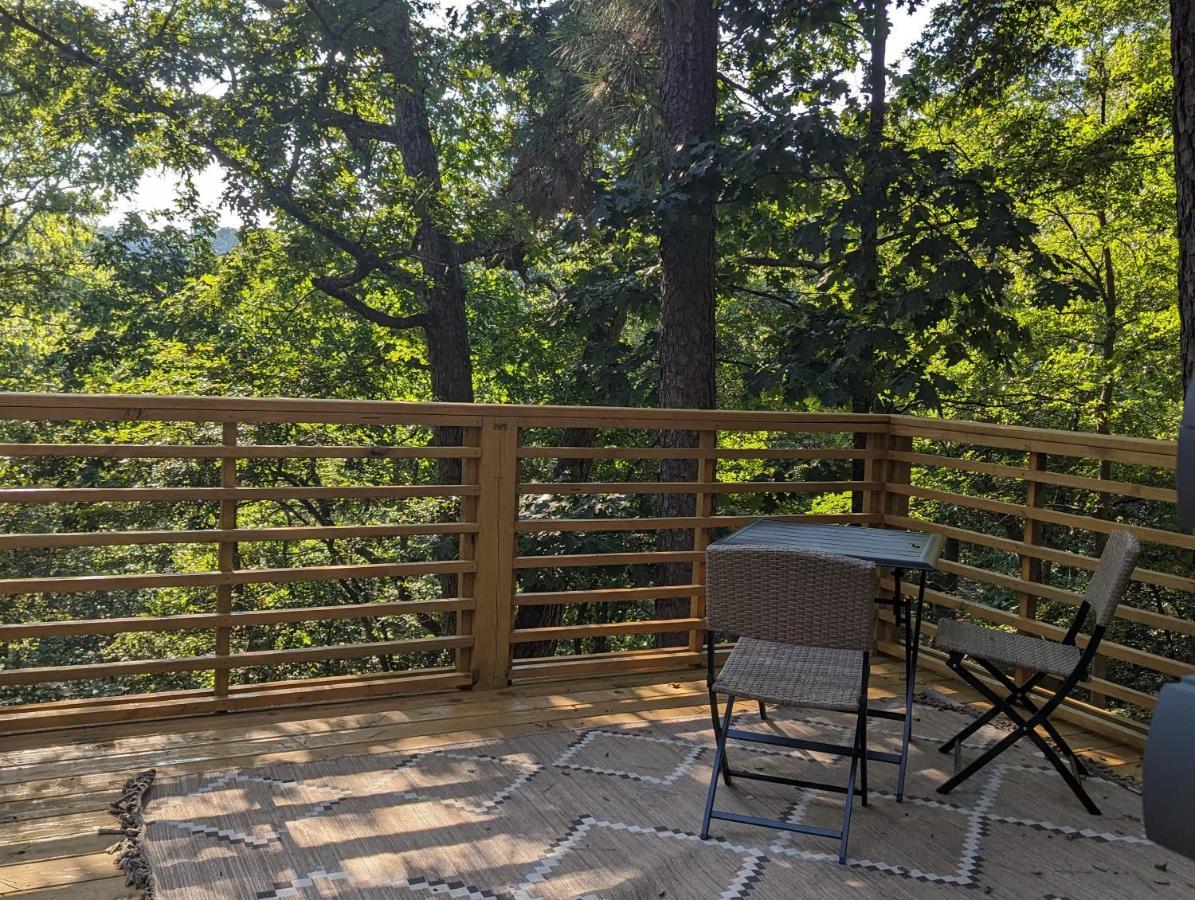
711 519 945 800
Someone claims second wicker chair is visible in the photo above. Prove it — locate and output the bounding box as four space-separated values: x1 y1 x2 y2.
700 545 877 864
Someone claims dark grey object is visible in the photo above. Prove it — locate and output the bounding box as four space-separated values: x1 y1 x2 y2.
1140 385 1194 857
1144 677 1195 857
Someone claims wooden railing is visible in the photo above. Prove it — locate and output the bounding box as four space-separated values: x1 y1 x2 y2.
0 393 1187 745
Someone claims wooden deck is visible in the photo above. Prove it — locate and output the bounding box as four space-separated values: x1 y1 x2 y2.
0 657 1145 898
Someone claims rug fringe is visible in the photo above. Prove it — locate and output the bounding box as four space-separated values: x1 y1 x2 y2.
104 768 157 899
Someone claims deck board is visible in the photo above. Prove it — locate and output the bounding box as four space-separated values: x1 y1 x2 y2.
0 661 1144 897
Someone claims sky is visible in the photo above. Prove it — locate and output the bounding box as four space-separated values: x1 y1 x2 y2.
102 1 939 228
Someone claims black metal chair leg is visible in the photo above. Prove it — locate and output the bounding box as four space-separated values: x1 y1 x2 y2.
978 660 1091 778
837 716 863 864
709 689 733 785
701 694 736 839
859 702 869 808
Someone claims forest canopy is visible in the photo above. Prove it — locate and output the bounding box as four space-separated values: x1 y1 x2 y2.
0 0 1192 712
0 0 1183 436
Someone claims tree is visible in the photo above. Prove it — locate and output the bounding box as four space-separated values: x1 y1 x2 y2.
1174 0 1195 387
0 1 502 439
654 0 720 639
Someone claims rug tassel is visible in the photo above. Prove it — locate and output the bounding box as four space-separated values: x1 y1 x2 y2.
102 768 157 899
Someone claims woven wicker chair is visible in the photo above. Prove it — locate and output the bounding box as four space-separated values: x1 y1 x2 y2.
932 529 1141 814
700 545 877 863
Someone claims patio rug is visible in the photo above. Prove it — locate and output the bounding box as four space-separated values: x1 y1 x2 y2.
119 695 1195 899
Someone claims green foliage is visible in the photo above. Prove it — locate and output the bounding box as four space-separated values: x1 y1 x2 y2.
0 0 1184 716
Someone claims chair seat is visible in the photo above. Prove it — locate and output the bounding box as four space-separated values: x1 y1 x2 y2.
713 638 865 711
933 619 1082 677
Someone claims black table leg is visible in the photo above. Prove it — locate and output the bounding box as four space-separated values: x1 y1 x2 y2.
895 569 927 802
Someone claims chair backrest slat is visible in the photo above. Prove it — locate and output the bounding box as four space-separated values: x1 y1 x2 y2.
705 545 876 651
1085 530 1141 627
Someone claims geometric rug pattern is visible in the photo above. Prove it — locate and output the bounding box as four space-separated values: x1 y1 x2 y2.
139 698 1195 898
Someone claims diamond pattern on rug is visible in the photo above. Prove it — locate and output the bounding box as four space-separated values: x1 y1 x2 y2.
512 817 764 900
384 751 543 813
137 704 1195 899
553 729 704 785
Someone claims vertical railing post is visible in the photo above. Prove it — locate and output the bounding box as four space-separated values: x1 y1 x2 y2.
878 431 912 646
455 426 482 678
470 415 519 690
214 421 237 703
862 429 890 524
1017 451 1046 684
688 429 718 654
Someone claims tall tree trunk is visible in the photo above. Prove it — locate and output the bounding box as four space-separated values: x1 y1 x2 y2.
377 4 474 484
852 0 888 512
1174 0 1195 388
1096 212 1118 553
654 0 718 643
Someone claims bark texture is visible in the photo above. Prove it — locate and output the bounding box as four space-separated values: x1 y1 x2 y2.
1174 0 1195 388
852 0 888 512
654 0 718 641
380 5 474 412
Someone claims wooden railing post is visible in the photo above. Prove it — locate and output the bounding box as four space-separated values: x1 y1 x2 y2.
214 421 237 702
688 429 718 653
1017 452 1046 683
876 432 911 645
470 416 519 690
862 430 890 523
455 426 482 678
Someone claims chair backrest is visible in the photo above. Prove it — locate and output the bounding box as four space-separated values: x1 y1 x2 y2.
1085 530 1141 627
705 545 876 651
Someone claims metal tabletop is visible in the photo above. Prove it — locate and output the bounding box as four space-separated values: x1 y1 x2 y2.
712 520 944 571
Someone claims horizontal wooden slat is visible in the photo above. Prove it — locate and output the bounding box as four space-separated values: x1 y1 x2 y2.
518 480 877 495
517 447 874 460
0 598 475 639
515 585 703 607
0 636 473 685
0 485 474 503
888 417 1176 468
0 560 474 596
890 450 1177 503
0 665 465 716
0 522 476 550
0 670 473 733
510 647 717 682
885 515 1195 594
888 483 1195 551
0 392 887 431
513 513 879 533
510 618 705 643
514 551 704 569
0 443 480 459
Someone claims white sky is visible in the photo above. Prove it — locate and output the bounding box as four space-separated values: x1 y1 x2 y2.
103 1 938 228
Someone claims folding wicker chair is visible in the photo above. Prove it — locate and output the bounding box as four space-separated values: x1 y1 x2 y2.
932 529 1140 814
700 545 877 864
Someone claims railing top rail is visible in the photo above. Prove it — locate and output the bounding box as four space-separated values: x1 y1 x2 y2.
0 395 1180 461
0 392 890 429
888 414 1176 461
